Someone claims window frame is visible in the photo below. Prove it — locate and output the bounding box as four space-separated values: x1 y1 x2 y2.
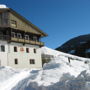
14 58 18 64
29 59 35 64
1 45 5 52
14 46 17 52
33 48 36 53
26 48 29 53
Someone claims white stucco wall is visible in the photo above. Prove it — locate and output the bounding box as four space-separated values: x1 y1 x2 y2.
0 41 42 69
0 41 8 66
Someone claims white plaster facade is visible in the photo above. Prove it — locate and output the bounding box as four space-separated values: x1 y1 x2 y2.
0 40 42 69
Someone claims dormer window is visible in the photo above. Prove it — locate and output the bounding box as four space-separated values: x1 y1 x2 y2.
11 20 17 27
25 35 29 40
11 32 16 38
17 33 22 39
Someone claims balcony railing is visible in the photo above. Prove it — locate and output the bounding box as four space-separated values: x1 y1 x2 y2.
11 37 44 46
0 35 44 46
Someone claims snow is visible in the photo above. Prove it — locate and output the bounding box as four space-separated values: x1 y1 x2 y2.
0 46 90 90
0 66 18 83
41 46 61 56
0 70 30 90
0 5 7 8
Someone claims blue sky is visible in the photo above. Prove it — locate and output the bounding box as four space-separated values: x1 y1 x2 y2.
0 0 90 49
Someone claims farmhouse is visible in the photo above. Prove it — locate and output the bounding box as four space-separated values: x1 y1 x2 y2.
0 5 47 68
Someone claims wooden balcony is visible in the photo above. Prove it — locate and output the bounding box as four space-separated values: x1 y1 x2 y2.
11 37 44 46
0 35 44 46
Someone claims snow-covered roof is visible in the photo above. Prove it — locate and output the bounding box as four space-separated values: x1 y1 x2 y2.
0 5 8 8
40 46 90 61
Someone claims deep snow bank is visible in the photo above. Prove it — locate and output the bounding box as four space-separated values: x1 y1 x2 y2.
41 46 90 61
0 46 90 90
12 47 90 90
0 66 18 83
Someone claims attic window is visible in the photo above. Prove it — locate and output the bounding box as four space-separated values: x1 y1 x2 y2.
11 20 17 27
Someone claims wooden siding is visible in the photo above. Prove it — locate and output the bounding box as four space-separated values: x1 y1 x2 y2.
9 12 41 35
0 9 47 37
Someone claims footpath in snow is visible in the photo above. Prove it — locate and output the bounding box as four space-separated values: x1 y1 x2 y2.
0 46 90 90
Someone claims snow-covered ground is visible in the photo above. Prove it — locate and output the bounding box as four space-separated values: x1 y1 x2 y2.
0 46 90 90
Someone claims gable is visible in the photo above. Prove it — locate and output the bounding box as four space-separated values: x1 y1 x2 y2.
9 9 47 36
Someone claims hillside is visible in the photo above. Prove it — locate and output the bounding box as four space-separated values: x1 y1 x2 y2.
0 47 90 90
56 34 90 58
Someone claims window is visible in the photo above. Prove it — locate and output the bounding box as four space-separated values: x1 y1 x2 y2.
24 35 29 40
15 59 18 64
11 20 17 27
30 59 35 64
11 32 16 38
17 33 22 39
33 36 37 41
26 48 29 53
33 48 36 53
14 46 17 52
1 45 5 52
